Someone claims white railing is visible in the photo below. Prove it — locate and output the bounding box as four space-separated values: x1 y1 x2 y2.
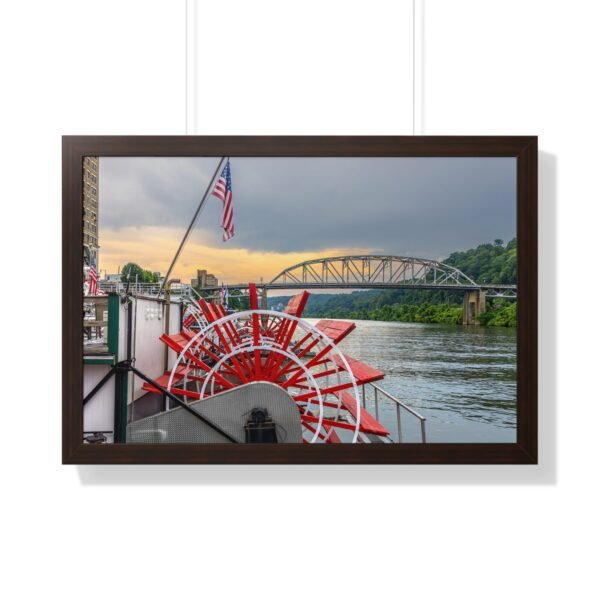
361 382 427 443
99 281 192 297
83 296 108 346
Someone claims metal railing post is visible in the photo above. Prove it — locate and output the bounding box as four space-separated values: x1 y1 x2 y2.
368 382 426 444
396 403 402 443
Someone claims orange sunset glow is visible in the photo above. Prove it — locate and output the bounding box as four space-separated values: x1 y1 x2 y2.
99 225 373 283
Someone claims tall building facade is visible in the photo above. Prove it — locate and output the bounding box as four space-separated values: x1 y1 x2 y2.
191 269 219 288
83 156 100 269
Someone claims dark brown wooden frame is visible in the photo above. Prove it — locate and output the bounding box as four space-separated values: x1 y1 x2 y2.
63 136 537 464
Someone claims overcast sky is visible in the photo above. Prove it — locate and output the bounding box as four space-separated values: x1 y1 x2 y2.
98 157 516 282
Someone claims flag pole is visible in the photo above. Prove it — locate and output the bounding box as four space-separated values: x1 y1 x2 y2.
159 156 227 296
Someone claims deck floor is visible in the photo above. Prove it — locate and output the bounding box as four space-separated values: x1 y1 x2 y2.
83 340 110 355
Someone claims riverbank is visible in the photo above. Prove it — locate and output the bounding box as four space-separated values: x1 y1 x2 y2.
307 301 517 327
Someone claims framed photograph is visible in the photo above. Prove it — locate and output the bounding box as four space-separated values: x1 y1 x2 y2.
63 136 537 464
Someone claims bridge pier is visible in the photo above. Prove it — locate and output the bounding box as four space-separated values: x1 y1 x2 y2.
261 287 268 310
463 290 486 325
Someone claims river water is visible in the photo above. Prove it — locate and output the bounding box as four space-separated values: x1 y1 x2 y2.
315 319 517 443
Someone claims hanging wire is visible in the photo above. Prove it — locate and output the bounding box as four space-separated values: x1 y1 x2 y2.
412 0 416 135
185 1 420 135
184 0 195 135
185 0 188 134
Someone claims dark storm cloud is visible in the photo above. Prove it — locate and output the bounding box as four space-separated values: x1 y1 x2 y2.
100 156 516 259
99 157 214 229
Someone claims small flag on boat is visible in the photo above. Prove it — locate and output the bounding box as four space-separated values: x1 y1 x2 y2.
211 159 234 242
219 284 229 309
88 258 98 295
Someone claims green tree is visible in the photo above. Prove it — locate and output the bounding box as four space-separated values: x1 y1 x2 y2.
445 238 516 285
143 269 159 283
120 262 158 283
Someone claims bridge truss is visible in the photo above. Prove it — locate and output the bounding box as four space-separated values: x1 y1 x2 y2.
270 255 478 289
199 255 517 299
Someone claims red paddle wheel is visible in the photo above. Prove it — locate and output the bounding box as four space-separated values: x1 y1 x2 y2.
143 284 390 443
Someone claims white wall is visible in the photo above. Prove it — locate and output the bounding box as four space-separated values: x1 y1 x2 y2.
128 296 182 401
83 365 115 433
188 0 416 134
129 297 178 401
2 1 598 599
168 299 183 369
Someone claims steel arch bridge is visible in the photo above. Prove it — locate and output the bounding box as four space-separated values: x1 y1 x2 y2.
270 255 479 290
199 255 517 298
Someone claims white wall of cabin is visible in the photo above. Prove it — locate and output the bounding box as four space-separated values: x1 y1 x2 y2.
82 365 115 433
128 296 182 402
2 1 598 600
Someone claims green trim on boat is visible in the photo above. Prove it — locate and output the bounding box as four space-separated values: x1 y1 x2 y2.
83 356 116 366
107 293 119 356
114 367 128 443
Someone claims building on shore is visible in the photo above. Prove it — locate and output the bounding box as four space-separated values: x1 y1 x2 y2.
191 269 219 289
83 156 100 268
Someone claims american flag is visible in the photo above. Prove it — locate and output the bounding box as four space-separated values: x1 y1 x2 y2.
211 160 234 241
220 285 229 310
88 258 98 295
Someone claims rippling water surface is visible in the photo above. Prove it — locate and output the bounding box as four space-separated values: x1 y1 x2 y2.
310 319 517 443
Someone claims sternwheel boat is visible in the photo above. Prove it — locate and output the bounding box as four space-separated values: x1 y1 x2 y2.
83 284 427 444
